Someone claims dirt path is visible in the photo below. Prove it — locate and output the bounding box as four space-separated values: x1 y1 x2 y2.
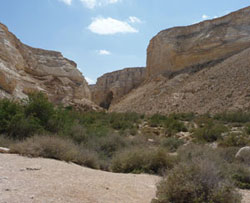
1 154 249 203
0 154 160 203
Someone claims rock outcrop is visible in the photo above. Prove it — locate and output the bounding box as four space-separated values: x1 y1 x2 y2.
110 7 250 114
147 6 250 78
0 22 98 110
91 67 145 109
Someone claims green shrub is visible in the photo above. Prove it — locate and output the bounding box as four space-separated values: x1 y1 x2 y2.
0 99 23 134
215 111 250 123
219 133 250 147
245 123 250 135
152 160 241 203
169 112 195 121
7 114 42 139
163 117 187 135
24 92 55 128
161 137 184 152
193 121 228 142
111 148 176 175
149 114 168 127
230 164 250 189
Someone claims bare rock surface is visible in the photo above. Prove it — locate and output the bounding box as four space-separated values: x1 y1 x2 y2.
91 67 145 109
110 7 250 115
147 6 250 78
111 46 250 114
0 154 160 203
0 22 97 109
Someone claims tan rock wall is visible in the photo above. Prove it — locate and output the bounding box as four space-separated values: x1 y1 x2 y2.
0 22 93 108
91 67 145 109
146 6 250 78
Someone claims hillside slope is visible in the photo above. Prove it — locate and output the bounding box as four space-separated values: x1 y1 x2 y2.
110 7 250 114
110 47 250 114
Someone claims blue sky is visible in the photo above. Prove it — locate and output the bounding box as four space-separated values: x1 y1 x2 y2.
0 0 249 84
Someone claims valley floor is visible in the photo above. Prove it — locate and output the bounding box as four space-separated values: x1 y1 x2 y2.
0 154 160 203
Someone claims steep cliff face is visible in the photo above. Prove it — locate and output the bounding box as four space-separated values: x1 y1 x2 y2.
0 22 96 109
147 6 250 78
110 7 250 114
91 67 145 109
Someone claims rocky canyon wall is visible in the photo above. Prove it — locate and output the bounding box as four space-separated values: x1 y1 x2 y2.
146 6 250 78
91 67 145 109
0 22 97 110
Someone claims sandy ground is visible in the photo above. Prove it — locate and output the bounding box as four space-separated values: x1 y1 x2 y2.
0 154 249 203
0 154 160 203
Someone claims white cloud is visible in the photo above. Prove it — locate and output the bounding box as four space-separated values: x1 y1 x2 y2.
88 17 138 35
80 0 120 9
58 0 72 5
129 16 142 24
80 0 97 9
85 77 95 84
202 14 209 20
98 49 111 55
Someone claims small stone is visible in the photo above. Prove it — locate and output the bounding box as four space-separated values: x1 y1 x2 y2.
26 165 42 171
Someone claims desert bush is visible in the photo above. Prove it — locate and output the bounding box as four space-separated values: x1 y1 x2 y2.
163 117 187 135
0 135 15 147
0 98 43 139
152 159 241 203
216 147 239 163
149 114 187 135
169 112 195 121
0 99 23 133
7 114 42 139
24 92 55 128
84 133 128 159
219 133 250 147
193 121 228 142
245 123 250 135
160 137 184 152
230 164 250 189
10 135 99 169
111 148 176 175
149 114 168 127
215 111 250 123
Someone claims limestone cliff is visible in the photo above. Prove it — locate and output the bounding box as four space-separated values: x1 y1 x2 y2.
91 67 145 109
110 7 250 114
0 22 98 110
147 6 250 78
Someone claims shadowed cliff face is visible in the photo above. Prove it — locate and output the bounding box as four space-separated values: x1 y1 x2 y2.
0 22 96 109
91 67 145 109
147 6 250 78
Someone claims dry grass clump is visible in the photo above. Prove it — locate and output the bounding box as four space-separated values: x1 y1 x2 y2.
111 147 176 175
152 159 242 203
10 135 99 169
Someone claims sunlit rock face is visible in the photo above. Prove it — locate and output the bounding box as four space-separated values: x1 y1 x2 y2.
110 7 250 114
146 6 250 78
0 22 96 109
91 67 145 109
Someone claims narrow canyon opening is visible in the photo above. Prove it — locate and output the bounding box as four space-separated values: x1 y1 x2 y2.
100 91 113 109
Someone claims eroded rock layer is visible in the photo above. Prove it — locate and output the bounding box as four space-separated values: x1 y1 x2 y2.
0 22 98 110
91 67 145 109
110 7 250 114
147 6 250 78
